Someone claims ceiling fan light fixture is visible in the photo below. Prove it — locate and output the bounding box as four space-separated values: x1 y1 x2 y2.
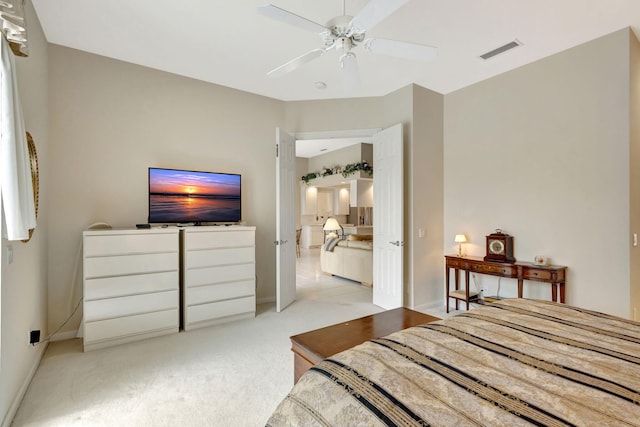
335 37 352 53
340 52 356 68
258 0 438 81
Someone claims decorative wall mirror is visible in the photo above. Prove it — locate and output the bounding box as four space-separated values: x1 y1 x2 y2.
22 131 38 242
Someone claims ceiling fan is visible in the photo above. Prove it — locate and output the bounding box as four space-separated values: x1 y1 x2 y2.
257 0 437 89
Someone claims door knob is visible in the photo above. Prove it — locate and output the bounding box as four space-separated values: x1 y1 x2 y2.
389 241 404 246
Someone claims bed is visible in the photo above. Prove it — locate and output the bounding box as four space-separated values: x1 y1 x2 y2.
267 298 640 426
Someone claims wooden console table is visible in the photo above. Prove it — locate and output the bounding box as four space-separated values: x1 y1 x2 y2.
290 308 440 383
445 255 567 313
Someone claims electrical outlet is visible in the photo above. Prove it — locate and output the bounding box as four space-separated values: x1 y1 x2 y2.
29 330 40 345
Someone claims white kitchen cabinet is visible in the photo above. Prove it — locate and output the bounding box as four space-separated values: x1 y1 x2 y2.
181 226 256 330
333 187 350 215
316 189 333 216
83 228 180 351
300 184 317 215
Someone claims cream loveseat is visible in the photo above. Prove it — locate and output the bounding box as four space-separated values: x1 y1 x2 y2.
320 235 373 286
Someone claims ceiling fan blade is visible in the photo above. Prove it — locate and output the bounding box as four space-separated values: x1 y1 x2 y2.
349 0 410 34
267 48 326 78
340 53 361 91
364 38 437 62
257 4 328 35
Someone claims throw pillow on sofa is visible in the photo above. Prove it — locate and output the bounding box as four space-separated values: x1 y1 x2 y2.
324 237 341 252
347 234 373 241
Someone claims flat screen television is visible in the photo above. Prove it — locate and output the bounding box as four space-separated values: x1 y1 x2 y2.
148 167 241 224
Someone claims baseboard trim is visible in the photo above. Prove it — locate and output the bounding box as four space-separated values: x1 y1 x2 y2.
256 296 275 305
50 329 79 342
413 300 443 312
1 342 48 427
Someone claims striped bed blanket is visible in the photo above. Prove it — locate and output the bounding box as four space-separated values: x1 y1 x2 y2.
267 299 640 426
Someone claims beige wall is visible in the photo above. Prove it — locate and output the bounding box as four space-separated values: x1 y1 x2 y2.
444 29 632 317
1 1 49 424
411 86 445 310
381 86 416 305
47 45 285 334
285 98 384 131
295 157 308 227
306 143 373 172
630 31 640 321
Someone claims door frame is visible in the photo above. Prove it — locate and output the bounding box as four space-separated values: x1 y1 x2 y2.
278 126 405 308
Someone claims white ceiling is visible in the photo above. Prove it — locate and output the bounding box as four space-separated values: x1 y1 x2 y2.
32 0 640 102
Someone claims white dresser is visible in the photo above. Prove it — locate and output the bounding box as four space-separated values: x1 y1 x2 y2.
82 228 180 351
181 226 256 331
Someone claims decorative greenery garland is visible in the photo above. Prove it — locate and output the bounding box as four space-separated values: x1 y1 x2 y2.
301 161 373 184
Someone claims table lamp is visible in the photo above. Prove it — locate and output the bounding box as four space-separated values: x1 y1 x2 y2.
454 234 467 257
323 217 343 239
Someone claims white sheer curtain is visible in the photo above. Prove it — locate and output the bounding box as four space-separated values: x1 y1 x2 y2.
0 35 35 241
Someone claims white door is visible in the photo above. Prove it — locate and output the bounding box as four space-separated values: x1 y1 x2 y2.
276 128 297 312
373 123 403 309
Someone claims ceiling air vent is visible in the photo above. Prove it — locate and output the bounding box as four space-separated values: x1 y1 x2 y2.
480 40 522 60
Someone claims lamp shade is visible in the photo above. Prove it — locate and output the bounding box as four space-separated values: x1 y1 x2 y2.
454 234 467 243
323 217 341 231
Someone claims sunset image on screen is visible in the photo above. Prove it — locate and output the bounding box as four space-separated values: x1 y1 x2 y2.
148 168 241 223
149 169 240 197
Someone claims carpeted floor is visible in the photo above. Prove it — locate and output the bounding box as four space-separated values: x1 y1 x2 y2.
11 249 446 426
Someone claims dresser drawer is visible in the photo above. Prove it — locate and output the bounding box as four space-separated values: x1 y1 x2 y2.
84 252 178 278
84 271 178 300
84 308 178 344
187 280 255 305
84 232 177 257
471 263 515 276
185 230 254 250
185 247 254 268
186 263 255 287
186 296 255 325
522 268 553 281
84 289 178 322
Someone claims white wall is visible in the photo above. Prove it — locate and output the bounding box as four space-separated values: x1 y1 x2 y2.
1 1 49 424
444 29 632 317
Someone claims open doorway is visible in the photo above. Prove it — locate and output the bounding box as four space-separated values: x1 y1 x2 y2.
277 124 404 312
295 135 375 304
